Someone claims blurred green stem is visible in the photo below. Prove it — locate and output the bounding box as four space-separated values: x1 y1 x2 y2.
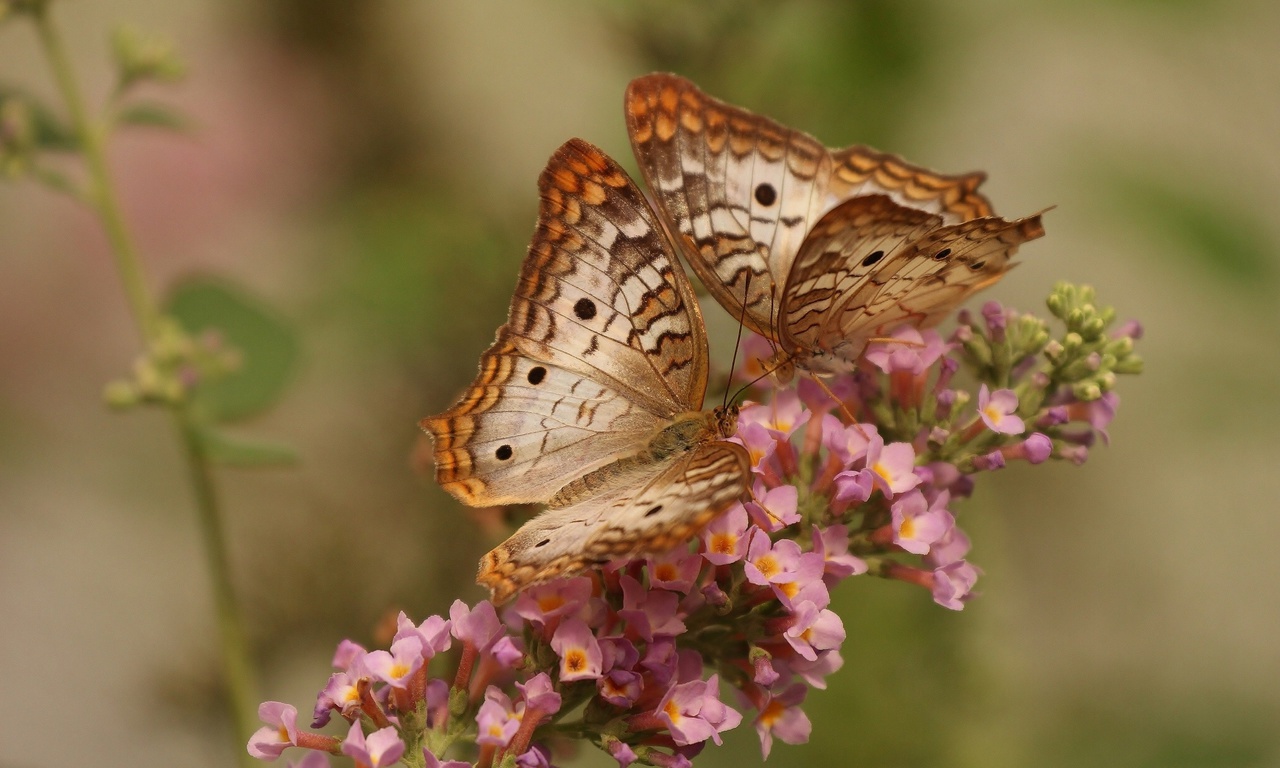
31 4 258 762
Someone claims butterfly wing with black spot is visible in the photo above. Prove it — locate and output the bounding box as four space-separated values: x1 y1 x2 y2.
422 138 710 507
782 194 1046 366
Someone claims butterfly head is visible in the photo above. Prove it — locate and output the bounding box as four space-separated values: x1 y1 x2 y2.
710 403 741 440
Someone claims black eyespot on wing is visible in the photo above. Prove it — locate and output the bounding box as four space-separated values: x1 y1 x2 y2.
573 298 597 321
527 366 547 385
645 505 664 518
861 250 885 267
535 538 550 548
754 183 777 206
495 445 513 461
933 248 952 261
969 260 986 271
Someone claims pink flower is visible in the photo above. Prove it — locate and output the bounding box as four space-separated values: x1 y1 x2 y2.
866 436 921 496
890 490 955 555
822 415 878 467
517 672 562 716
754 684 812 759
550 617 603 681
740 388 810 440
811 525 867 580
832 468 873 504
341 722 404 768
864 327 948 375
363 636 424 689
510 577 594 626
331 640 367 672
475 687 521 747
779 650 844 690
655 674 743 746
647 549 703 592
701 504 750 565
619 575 686 640
743 533 804 588
598 669 643 707
978 384 1026 435
932 561 981 610
783 601 846 661
449 599 503 650
923 523 972 568
733 421 779 475
745 481 799 532
392 612 451 658
247 701 298 759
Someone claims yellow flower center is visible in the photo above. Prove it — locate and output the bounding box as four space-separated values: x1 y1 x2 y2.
711 533 736 554
983 405 1002 424
755 555 779 578
779 581 800 599
390 662 409 679
899 516 916 540
872 461 891 483
759 700 785 727
655 563 677 581
564 649 587 673
664 699 682 724
276 725 290 741
537 594 566 612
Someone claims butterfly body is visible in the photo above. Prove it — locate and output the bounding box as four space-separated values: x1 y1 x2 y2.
625 73 1046 378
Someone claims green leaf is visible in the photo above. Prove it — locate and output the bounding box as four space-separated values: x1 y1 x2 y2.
114 101 190 132
165 277 300 423
201 428 298 468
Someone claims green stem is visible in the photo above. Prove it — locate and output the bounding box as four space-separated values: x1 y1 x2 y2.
31 5 258 763
33 1 157 341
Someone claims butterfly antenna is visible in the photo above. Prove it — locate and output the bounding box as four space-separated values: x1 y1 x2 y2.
806 372 870 440
728 349 796 406
723 272 753 409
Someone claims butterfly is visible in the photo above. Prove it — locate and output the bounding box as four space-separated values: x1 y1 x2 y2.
625 73 1046 381
422 138 752 603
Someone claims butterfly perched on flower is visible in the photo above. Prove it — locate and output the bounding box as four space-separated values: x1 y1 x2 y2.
625 73 1046 381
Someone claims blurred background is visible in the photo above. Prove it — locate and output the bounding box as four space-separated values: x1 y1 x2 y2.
2 1 1278 766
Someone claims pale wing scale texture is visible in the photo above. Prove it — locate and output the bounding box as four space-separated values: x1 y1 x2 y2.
783 196 1045 360
477 441 751 603
425 138 749 601
625 72 1044 375
626 73 832 339
423 139 709 507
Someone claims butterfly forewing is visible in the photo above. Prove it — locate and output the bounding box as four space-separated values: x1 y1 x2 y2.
424 140 710 507
626 73 832 340
625 73 1045 375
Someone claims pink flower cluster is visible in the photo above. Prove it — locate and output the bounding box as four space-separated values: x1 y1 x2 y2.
249 293 1140 766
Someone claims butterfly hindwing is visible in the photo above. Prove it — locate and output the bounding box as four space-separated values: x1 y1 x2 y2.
477 440 751 602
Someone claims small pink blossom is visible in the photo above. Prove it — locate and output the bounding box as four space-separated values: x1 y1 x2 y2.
363 636 424 689
550 617 603 681
619 575 686 640
393 612 451 658
923 523 972 568
865 436 921 496
890 490 955 555
655 674 743 746
247 701 298 759
511 577 594 626
864 327 948 375
822 415 878 467
731 421 778 475
745 481 799 532
475 687 521 747
783 601 846 661
740 388 810 439
978 384 1026 435
743 532 804 587
449 599 503 650
932 561 981 610
811 525 867 580
647 549 703 591
341 722 404 768
754 684 812 759
701 504 750 565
